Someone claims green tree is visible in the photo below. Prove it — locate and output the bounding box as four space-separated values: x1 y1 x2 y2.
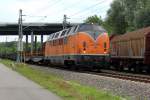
121 0 138 31
134 0 150 28
135 8 150 28
84 15 103 25
104 0 150 34
105 0 127 34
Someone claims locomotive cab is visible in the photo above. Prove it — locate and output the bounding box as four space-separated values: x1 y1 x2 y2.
74 24 110 68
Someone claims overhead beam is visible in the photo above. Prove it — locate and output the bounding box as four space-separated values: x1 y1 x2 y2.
0 23 80 35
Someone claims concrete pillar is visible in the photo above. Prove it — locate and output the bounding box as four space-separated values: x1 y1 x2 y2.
26 35 28 51
34 35 37 52
31 31 34 55
41 35 43 49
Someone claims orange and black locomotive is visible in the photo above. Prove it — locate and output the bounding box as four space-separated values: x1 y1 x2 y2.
44 23 110 68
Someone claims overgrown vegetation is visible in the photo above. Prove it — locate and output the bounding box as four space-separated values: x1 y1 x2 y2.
0 59 125 100
0 41 17 54
84 0 150 34
0 41 42 54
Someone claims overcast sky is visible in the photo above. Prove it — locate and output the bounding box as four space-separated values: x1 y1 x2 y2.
0 0 113 42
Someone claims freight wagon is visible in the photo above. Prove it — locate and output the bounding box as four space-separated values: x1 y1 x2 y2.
110 27 150 72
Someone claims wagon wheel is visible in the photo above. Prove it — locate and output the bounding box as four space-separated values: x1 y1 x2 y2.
134 65 140 73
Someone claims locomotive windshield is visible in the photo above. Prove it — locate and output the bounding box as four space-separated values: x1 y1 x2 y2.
78 24 106 33
77 24 107 40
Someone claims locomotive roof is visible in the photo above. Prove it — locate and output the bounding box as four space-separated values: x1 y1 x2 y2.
111 26 150 42
47 23 106 41
47 25 78 41
77 23 106 32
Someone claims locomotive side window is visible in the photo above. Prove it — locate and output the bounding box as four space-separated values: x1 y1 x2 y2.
57 39 59 45
59 39 63 45
54 40 56 46
64 37 68 44
56 40 57 46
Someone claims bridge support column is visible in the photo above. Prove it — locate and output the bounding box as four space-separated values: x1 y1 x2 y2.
41 34 43 49
34 35 37 54
31 31 34 55
26 35 28 51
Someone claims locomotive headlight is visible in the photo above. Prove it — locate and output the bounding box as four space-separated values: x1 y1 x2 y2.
83 50 86 54
104 48 107 54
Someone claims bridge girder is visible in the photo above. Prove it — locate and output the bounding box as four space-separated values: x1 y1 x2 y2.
0 23 79 35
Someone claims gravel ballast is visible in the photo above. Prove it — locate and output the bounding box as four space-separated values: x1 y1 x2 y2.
30 65 150 100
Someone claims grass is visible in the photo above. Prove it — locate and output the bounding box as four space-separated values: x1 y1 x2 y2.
0 59 125 100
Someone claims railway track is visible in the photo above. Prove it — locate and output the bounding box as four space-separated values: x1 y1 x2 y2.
96 70 150 83
30 63 150 83
49 66 150 83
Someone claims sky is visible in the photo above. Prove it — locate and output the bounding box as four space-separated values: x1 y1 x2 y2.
0 0 113 42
